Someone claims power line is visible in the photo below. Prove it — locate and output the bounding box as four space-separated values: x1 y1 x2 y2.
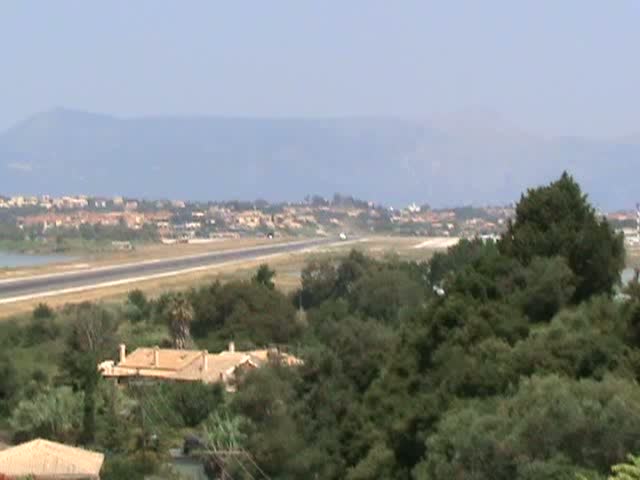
129 380 271 480
240 450 271 480
144 392 174 431
129 381 178 454
148 383 184 427
227 453 257 480
214 450 271 480
210 452 236 480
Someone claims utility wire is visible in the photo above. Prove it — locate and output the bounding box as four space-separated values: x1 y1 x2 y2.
148 384 184 427
133 383 172 431
210 452 235 480
240 450 271 480
227 453 258 480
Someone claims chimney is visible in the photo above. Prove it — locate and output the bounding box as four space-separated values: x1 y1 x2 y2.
153 346 159 367
267 347 279 362
119 344 126 364
202 350 208 372
228 341 235 353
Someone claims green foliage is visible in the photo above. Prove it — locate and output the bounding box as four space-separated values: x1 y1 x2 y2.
417 375 640 480
96 381 136 453
0 353 19 415
334 249 372 297
10 386 83 442
516 256 576 322
500 172 625 301
118 318 168 349
0 222 25 242
513 302 631 380
201 410 248 451
161 381 224 427
3 175 639 480
309 305 397 392
125 289 150 323
61 302 120 366
165 293 194 349
33 302 54 319
60 302 120 444
0 320 27 349
0 220 158 255
608 454 640 480
346 443 396 480
25 314 60 346
429 237 493 286
187 281 222 331
253 263 276 290
298 249 429 324
300 258 339 308
349 267 424 322
439 240 522 302
101 456 148 480
231 366 306 477
192 280 301 349
101 452 161 480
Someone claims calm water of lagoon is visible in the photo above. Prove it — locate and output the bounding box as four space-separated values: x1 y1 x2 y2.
0 251 71 268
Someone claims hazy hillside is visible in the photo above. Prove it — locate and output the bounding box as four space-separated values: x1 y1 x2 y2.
1 108 639 209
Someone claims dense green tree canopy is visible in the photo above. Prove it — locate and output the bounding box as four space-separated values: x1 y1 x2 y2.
415 375 640 480
1 173 638 480
192 280 301 349
499 172 625 301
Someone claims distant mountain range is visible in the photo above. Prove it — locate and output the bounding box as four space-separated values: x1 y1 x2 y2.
1 108 639 209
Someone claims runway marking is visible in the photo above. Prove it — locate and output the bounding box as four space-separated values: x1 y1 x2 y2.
0 239 319 286
0 253 290 305
0 239 350 305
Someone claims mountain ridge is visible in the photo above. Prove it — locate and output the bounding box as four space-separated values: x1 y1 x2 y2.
1 109 639 209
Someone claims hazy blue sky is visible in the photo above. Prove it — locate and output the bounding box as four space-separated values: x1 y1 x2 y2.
1 1 639 137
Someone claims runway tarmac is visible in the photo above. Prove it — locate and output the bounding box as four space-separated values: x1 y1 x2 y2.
0 238 332 304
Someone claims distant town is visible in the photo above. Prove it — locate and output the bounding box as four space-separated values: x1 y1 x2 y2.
0 193 638 253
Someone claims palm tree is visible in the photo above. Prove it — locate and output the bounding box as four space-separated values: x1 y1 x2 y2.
167 294 194 349
577 455 640 480
609 455 640 480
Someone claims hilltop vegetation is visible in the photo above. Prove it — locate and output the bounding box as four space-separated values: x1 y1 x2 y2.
1 173 638 479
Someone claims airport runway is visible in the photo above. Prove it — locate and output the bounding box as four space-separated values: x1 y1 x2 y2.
0 237 333 304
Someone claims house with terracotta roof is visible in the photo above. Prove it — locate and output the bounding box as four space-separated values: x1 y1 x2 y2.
99 342 302 391
0 438 104 479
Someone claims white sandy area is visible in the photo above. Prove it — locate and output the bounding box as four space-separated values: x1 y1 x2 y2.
412 237 460 249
